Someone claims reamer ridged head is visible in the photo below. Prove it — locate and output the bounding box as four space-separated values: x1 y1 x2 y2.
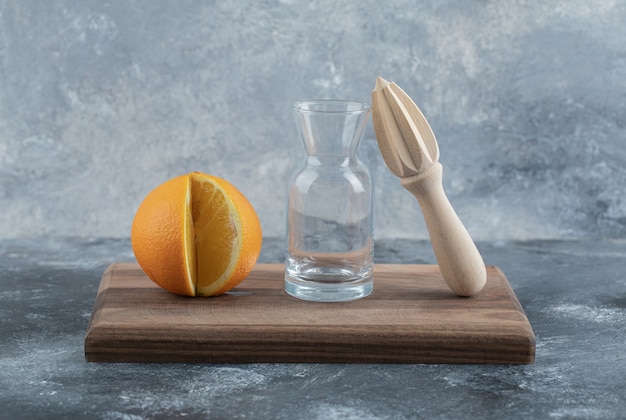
371 76 440 178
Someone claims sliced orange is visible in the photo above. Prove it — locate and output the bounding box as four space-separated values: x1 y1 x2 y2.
130 172 262 296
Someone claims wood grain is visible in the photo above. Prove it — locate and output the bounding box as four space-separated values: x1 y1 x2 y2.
84 263 535 364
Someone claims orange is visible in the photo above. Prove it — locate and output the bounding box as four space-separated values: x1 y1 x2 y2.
130 172 262 297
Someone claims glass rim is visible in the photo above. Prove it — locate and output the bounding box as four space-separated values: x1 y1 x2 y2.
293 99 371 114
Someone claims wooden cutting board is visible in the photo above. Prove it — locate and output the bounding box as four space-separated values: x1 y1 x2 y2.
84 263 535 364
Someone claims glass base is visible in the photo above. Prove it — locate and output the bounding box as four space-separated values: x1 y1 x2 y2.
284 272 373 302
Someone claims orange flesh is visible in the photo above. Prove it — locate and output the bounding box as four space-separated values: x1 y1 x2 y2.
190 174 240 296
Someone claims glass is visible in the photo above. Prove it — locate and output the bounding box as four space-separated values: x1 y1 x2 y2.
285 100 374 302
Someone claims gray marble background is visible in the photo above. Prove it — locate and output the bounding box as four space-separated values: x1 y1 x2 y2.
1 0 625 241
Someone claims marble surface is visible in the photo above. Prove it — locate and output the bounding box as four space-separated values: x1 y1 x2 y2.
2 1 626 241
1 237 625 419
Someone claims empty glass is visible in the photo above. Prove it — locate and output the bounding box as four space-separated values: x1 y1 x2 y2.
285 100 374 302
